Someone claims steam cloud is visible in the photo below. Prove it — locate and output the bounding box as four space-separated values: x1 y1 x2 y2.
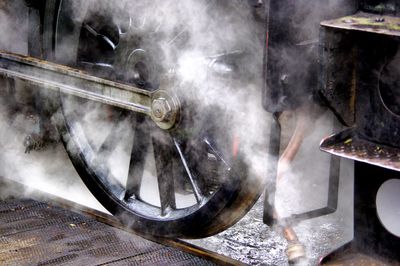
58 0 271 203
0 0 270 219
0 1 353 265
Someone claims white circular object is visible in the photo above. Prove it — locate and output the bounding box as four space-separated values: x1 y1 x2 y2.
376 179 400 237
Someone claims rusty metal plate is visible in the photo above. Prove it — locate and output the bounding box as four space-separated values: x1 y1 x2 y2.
320 128 400 172
321 12 400 37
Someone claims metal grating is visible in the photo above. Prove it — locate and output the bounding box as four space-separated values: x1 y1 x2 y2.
0 198 216 265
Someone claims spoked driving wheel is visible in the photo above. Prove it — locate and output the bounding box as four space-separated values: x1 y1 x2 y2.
39 0 265 238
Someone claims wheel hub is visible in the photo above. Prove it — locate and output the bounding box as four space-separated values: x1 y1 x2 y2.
150 90 180 130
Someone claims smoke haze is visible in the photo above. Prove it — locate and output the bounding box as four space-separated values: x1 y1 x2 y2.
0 1 354 265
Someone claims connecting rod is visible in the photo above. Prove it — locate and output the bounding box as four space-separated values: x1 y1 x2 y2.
0 50 179 129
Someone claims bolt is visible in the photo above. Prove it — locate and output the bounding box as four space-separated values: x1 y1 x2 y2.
151 98 172 122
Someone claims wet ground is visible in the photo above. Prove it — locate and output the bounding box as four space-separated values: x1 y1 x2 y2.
189 196 350 265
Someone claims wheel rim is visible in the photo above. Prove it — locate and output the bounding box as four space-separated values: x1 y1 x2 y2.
44 0 265 238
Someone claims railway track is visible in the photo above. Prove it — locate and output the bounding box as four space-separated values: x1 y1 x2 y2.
0 177 243 266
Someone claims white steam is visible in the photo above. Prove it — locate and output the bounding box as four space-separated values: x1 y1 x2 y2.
0 1 354 264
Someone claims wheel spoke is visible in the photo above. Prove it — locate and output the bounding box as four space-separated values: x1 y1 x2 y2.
124 115 149 200
173 138 205 204
115 14 132 35
204 137 230 169
83 23 118 50
152 129 176 216
165 0 215 46
97 112 125 155
79 61 114 70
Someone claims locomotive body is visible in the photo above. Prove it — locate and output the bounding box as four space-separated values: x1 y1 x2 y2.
0 0 399 264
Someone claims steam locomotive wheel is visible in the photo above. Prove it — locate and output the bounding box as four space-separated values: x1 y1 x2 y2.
38 0 263 238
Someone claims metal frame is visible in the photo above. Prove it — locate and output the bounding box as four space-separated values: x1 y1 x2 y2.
263 117 341 226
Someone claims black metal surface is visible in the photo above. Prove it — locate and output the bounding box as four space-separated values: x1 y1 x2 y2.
320 162 400 265
356 34 400 148
319 1 400 264
319 27 357 126
261 0 355 229
0 197 216 265
320 12 400 164
263 0 357 113
262 115 280 226
320 242 396 265
152 128 177 216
